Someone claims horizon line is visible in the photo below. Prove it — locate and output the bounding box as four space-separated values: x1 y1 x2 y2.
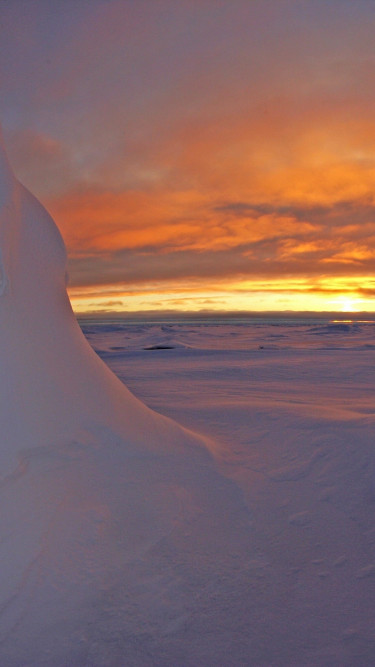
75 309 375 321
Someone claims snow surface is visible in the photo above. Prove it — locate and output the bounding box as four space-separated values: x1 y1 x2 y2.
83 319 375 666
1 122 375 665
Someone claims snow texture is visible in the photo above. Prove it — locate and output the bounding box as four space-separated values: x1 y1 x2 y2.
85 318 375 666
0 127 251 665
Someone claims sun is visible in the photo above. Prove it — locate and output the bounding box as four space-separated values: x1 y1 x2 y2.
338 297 357 313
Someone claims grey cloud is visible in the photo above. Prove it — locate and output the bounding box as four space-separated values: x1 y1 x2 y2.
214 199 375 227
67 243 375 289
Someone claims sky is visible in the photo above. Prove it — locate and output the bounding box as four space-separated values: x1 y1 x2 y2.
1 0 375 315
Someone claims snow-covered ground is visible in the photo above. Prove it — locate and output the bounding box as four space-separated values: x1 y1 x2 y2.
80 318 375 666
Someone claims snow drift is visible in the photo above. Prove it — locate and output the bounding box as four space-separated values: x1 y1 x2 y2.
0 124 209 469
0 126 252 665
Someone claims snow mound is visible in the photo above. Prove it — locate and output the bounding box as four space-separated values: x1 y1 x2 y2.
0 125 252 665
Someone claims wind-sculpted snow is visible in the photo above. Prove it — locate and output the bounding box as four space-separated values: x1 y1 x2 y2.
0 127 254 665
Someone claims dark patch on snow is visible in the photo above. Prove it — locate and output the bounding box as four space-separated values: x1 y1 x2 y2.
144 345 175 350
307 323 354 335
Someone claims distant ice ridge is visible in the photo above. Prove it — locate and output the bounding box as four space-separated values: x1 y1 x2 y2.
0 125 253 665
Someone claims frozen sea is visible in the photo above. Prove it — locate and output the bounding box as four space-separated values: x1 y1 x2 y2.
78 315 375 666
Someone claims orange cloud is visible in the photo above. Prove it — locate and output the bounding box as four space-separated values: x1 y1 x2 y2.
7 8 375 314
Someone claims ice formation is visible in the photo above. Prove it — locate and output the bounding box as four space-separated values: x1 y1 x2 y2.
0 123 209 471
0 126 251 665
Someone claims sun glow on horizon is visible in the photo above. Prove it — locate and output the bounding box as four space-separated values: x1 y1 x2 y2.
68 276 375 316
336 297 359 313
